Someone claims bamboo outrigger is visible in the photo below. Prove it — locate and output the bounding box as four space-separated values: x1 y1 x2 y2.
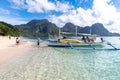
48 31 120 50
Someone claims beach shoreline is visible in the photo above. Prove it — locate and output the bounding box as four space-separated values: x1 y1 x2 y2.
0 36 120 80
0 36 33 64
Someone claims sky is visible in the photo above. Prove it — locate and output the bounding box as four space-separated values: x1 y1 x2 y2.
0 0 120 33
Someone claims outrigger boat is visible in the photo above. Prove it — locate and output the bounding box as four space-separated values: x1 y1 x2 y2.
48 25 120 50
48 32 103 47
48 32 120 50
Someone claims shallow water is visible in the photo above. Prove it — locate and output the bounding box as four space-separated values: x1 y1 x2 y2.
1 37 120 80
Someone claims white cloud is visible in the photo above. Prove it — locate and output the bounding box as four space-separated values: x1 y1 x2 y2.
92 0 120 33
9 0 72 13
9 0 27 9
8 0 120 33
26 0 55 13
55 1 73 13
0 8 10 15
0 16 27 25
49 0 120 33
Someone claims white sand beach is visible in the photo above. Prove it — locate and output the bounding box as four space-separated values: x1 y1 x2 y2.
0 36 32 64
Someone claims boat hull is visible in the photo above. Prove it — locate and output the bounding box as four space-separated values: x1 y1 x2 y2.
48 42 103 47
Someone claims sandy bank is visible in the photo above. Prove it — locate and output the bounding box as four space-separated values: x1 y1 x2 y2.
0 36 33 64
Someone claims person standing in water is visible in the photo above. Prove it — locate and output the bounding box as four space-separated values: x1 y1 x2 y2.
86 36 90 42
100 37 104 42
82 36 86 43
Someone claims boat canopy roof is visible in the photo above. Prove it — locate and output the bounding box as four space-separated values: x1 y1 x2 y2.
77 33 91 36
61 32 97 36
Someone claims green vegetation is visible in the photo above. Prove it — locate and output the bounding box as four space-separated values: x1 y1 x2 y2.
16 19 59 36
15 19 120 36
62 23 120 36
0 22 22 36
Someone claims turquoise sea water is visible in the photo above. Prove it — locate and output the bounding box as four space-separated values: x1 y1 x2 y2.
21 37 120 80
2 37 120 80
22 37 120 80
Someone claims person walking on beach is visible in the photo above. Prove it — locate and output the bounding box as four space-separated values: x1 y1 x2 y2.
9 36 11 39
16 37 20 45
37 38 40 48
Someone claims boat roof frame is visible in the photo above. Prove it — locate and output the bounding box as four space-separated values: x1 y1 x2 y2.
61 32 97 36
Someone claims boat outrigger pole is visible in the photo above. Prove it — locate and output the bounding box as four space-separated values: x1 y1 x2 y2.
89 43 95 50
67 42 120 50
107 42 117 50
67 42 74 49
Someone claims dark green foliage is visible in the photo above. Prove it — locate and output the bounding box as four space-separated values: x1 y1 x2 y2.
62 23 76 32
0 22 21 36
90 23 110 36
16 19 120 36
62 23 120 36
16 19 59 36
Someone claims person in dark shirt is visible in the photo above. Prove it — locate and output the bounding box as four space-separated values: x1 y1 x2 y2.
37 38 40 48
100 37 104 42
86 36 90 42
82 36 86 43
